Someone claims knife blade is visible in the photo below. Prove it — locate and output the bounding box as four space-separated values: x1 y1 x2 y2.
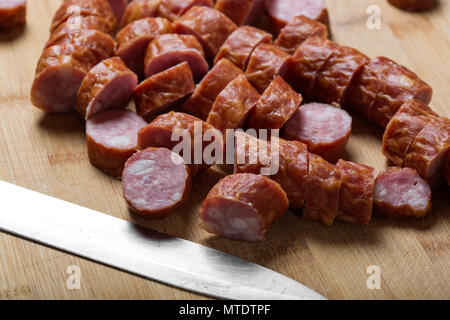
0 180 326 300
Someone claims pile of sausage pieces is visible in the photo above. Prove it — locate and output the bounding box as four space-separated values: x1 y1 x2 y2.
27 0 448 242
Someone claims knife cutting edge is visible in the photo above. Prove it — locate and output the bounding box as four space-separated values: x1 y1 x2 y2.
0 180 326 300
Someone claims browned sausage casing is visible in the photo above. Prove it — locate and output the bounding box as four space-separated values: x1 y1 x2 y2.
0 0 26 30
387 0 435 11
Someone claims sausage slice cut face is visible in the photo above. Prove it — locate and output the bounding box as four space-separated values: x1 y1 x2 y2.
374 167 432 219
106 0 128 22
122 147 191 219
215 0 266 26
86 109 147 178
199 173 289 241
282 103 352 163
0 0 26 30
76 57 138 119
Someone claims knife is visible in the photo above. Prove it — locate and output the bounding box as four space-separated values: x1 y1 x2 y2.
0 180 326 300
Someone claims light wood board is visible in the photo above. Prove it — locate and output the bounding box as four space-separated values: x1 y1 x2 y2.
0 0 448 300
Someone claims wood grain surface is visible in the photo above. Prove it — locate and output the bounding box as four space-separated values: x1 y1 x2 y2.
0 0 448 300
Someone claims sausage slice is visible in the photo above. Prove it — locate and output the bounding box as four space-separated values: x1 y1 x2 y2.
120 0 161 28
374 167 432 219
182 58 243 120
403 116 450 188
86 109 147 178
122 147 191 219
76 57 138 119
0 0 26 30
248 76 302 131
282 103 352 163
50 15 115 43
158 0 213 22
214 26 272 70
304 153 341 226
275 15 328 55
144 33 208 81
387 0 435 11
199 173 289 241
382 99 437 166
116 17 173 77
207 75 260 133
215 0 266 26
106 0 128 22
133 62 195 121
336 160 375 224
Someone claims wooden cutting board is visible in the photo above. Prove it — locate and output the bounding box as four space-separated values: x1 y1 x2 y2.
0 0 448 300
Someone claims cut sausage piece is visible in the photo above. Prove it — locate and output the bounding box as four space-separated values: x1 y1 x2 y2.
371 62 433 128
382 99 437 166
248 76 302 130
106 0 128 22
0 0 26 30
374 167 431 219
207 75 260 133
275 15 328 55
234 131 274 176
304 153 341 226
173 6 237 60
182 58 243 121
282 103 352 163
31 44 102 113
137 112 222 176
116 17 173 77
245 43 290 94
76 57 138 119
214 26 272 70
144 33 208 82
50 0 116 32
336 160 375 224
122 147 191 219
403 116 450 188
387 0 435 11
132 62 195 121
215 0 265 26
49 15 115 44
86 109 147 178
120 0 160 28
310 45 369 104
45 29 116 61
158 0 213 21
265 0 329 34
284 36 335 97
345 56 396 121
199 173 289 241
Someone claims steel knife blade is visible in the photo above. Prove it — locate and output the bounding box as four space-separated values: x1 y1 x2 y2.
0 180 326 300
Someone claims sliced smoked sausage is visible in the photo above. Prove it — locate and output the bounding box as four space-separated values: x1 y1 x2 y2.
120 0 161 28
76 57 138 119
173 6 237 60
86 109 147 178
265 0 329 34
275 15 328 55
144 33 208 81
0 0 26 30
106 0 128 22
374 167 432 219
387 0 435 11
310 44 369 105
132 62 195 121
282 103 352 163
382 99 437 166
403 116 450 188
215 0 266 26
122 147 191 219
248 76 302 131
207 75 260 133
182 58 243 121
31 44 102 113
116 17 173 77
199 173 289 241
214 26 272 70
370 61 433 128
304 153 341 226
336 160 375 225
137 112 223 176
245 43 290 94
158 0 213 22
